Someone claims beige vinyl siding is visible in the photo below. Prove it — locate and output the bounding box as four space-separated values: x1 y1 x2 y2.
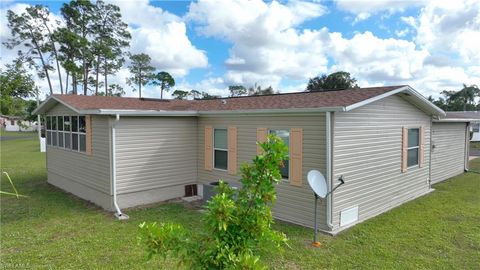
431 122 466 184
115 117 197 195
46 104 112 209
47 102 77 115
332 95 431 231
197 114 328 229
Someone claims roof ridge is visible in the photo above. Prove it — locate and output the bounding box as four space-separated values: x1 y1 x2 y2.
53 85 408 102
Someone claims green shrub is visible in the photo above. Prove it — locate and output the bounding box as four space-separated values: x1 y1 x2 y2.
138 134 289 269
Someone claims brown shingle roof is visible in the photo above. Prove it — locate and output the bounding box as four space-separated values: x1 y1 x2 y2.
52 86 406 112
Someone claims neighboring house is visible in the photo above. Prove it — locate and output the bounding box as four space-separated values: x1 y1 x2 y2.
0 115 37 132
33 85 472 234
443 111 480 141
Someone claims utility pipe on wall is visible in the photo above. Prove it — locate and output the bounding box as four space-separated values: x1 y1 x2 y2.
112 113 128 220
326 112 333 229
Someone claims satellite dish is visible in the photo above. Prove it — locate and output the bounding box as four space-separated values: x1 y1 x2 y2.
307 170 327 198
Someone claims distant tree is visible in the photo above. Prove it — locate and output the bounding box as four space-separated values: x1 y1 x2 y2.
0 60 37 117
107 84 125 97
4 6 55 94
0 60 36 99
428 95 447 110
248 84 275 96
428 84 480 111
126 53 155 98
306 71 359 92
229 85 247 97
190 89 201 99
449 84 479 111
59 0 96 95
28 5 64 94
91 0 130 95
151 71 175 99
172 90 190 100
24 99 38 122
201 92 221 100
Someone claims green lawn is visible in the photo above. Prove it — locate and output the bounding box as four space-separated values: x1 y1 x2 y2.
470 157 480 172
1 129 37 137
471 141 480 150
1 136 479 269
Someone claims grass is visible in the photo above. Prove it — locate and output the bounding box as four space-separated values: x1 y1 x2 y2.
0 129 37 137
471 141 480 150
1 135 479 269
469 157 480 172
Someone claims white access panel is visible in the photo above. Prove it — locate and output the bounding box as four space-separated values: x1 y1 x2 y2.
340 206 359 226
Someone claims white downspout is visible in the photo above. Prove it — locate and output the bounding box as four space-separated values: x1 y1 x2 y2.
464 123 470 172
112 114 128 220
326 112 333 229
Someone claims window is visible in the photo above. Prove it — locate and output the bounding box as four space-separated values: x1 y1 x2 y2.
58 116 64 148
407 128 419 167
44 115 87 153
64 116 71 149
10 120 15 125
46 116 52 146
269 129 290 179
473 123 480 133
51 116 57 146
214 129 228 170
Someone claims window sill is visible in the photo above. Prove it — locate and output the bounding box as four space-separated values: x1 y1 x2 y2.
213 168 228 172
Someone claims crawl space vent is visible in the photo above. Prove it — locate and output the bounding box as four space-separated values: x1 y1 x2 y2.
340 206 359 226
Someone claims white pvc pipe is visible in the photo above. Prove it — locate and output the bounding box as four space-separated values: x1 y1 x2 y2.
326 112 333 229
112 114 124 218
464 123 470 172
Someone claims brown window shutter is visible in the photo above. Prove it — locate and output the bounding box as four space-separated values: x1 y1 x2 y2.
228 126 237 175
289 128 303 187
86 115 93 155
401 127 408 173
204 126 213 171
256 128 268 154
419 126 425 167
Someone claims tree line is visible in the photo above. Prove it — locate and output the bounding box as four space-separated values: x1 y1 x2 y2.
2 0 179 99
428 84 480 111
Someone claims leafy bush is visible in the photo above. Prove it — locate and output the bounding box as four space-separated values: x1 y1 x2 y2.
138 134 289 269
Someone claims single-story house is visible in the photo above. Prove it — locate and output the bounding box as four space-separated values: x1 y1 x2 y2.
0 115 37 132
442 111 480 141
33 85 472 234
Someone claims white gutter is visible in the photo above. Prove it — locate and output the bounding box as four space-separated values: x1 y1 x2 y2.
97 109 198 116
433 118 477 123
326 111 333 229
111 114 128 220
197 107 345 116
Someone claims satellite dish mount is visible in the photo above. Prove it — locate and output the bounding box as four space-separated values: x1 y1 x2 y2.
307 170 345 247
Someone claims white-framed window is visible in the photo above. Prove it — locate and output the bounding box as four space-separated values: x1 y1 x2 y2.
57 116 64 148
46 116 52 146
64 116 71 149
45 115 87 153
269 129 290 179
213 128 228 170
473 123 480 133
407 128 420 167
51 116 58 146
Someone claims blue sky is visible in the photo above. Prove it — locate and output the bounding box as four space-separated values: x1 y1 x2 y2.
1 0 479 99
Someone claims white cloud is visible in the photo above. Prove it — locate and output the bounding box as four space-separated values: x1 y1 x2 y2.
395 28 409 37
413 0 480 64
188 0 328 87
2 1 208 98
111 0 208 78
335 0 429 22
328 31 428 81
